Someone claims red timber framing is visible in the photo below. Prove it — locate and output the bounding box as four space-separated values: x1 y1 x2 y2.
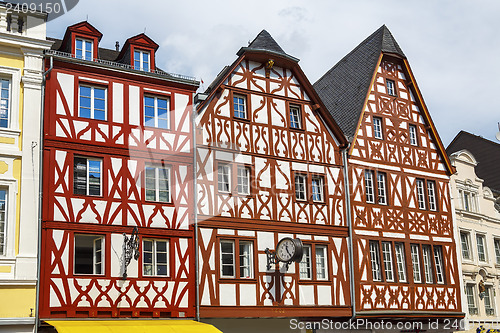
195 31 351 319
349 54 462 318
39 22 199 319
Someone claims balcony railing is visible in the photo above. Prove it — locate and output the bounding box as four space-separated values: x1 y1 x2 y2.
486 308 495 316
45 49 198 83
469 307 478 315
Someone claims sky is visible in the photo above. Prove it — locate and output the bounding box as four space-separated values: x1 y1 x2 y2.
48 0 500 146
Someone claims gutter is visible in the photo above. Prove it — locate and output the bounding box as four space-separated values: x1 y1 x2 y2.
342 147 356 322
35 55 53 333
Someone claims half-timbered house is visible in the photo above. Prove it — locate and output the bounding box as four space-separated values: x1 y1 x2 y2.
195 30 350 331
39 21 219 332
314 25 463 328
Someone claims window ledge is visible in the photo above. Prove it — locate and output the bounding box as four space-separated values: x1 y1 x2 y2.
0 127 21 137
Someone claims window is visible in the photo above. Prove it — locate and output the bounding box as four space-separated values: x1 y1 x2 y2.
460 231 471 260
386 79 396 96
311 176 324 202
494 239 500 265
434 246 445 284
409 124 418 146
365 170 375 203
315 245 327 280
220 239 254 279
373 117 383 139
299 244 312 279
427 181 437 211
422 245 434 284
74 234 104 275
485 286 495 316
394 243 407 282
459 189 477 212
233 94 246 119
143 239 168 276
476 234 486 262
74 157 102 196
411 244 422 283
377 172 387 205
465 284 477 315
75 38 93 60
382 242 394 282
144 95 169 129
134 49 150 71
218 164 231 193
0 189 6 255
416 179 426 210
289 105 301 129
145 165 170 203
0 79 10 128
237 166 250 195
365 170 387 205
369 241 382 281
79 85 106 120
295 174 307 201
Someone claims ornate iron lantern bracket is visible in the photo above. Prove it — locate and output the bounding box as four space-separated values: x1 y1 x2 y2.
122 226 140 280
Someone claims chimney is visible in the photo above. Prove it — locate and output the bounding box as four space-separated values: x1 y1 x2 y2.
115 41 119 51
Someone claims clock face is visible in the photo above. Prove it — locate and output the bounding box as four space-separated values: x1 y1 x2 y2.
276 238 296 262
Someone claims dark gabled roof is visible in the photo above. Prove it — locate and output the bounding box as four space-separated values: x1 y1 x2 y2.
313 25 405 140
447 131 500 195
236 29 299 62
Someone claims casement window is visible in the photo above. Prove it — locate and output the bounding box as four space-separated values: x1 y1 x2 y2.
74 234 104 275
143 239 168 276
409 124 418 146
433 246 445 284
218 164 231 193
79 85 106 120
299 244 328 280
410 244 422 283
377 172 387 205
0 189 6 255
382 242 394 282
134 49 150 71
494 239 500 265
220 239 254 279
233 94 246 119
311 176 324 202
145 165 170 203
75 38 93 60
144 95 169 129
465 284 477 315
369 241 382 281
476 234 487 262
416 179 426 210
422 245 434 284
289 105 302 129
315 245 327 280
373 117 383 139
459 189 477 212
365 170 375 203
0 79 10 128
74 157 102 196
237 165 251 195
295 174 307 201
300 244 312 279
386 79 396 96
365 170 387 205
484 286 495 316
394 243 407 282
427 181 437 211
460 232 472 260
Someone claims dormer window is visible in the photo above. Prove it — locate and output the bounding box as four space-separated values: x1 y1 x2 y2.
134 50 150 71
75 38 93 60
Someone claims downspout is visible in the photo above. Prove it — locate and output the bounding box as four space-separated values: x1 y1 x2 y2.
35 55 52 333
342 147 356 322
192 95 200 322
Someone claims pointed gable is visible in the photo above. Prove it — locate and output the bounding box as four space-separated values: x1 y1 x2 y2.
117 33 159 71
58 21 102 58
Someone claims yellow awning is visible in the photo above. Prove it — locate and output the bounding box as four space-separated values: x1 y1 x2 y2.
46 320 222 333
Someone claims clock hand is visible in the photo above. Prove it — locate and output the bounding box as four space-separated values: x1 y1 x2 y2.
286 244 292 256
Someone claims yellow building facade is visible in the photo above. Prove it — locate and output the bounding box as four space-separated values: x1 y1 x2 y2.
0 5 51 333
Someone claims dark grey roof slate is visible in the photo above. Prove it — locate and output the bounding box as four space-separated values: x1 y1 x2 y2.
48 37 121 62
247 30 287 55
447 131 500 195
313 25 405 140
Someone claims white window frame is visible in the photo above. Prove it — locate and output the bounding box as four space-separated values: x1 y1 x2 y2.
295 174 307 201
311 176 324 202
289 105 302 129
460 231 472 260
78 85 107 120
365 170 375 203
382 242 394 282
145 165 171 203
373 117 383 139
494 238 500 265
484 285 495 316
422 245 434 284
143 239 169 277
409 124 418 146
427 181 437 211
465 284 477 315
233 94 247 119
218 164 231 193
299 244 312 279
220 239 235 278
144 95 170 129
315 245 327 280
237 165 250 195
433 246 445 284
394 243 407 282
74 157 102 196
134 49 150 71
0 180 16 259
0 67 21 134
239 240 253 279
369 241 382 282
386 79 396 96
73 234 104 275
377 172 387 205
416 179 426 210
75 38 93 61
411 244 422 283
476 234 487 262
